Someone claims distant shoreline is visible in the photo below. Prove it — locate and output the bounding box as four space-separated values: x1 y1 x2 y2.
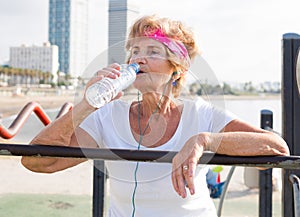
207 94 281 101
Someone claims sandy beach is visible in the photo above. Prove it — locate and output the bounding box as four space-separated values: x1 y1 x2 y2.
0 94 77 118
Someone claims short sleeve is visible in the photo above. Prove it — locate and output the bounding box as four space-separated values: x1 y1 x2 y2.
79 111 103 145
79 104 113 146
195 98 238 133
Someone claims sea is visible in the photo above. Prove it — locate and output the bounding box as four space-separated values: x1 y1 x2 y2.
1 97 282 143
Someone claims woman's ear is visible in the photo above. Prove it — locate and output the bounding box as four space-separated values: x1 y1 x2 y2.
172 71 178 76
172 71 181 80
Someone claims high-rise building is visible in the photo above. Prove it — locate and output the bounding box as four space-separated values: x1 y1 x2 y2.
9 42 59 77
108 0 139 64
48 0 88 78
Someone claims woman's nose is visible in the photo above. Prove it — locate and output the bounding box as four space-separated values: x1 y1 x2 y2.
132 56 147 64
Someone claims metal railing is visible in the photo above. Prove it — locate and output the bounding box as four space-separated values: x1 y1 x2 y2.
0 101 73 139
1 143 300 167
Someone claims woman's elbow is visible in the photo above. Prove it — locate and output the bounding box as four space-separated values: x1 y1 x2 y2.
21 157 55 173
272 134 290 156
278 144 290 156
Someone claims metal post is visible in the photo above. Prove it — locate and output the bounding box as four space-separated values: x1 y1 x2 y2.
259 110 273 217
93 160 105 217
282 33 300 217
217 166 236 217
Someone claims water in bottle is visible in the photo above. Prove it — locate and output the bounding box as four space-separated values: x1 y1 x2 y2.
86 63 140 108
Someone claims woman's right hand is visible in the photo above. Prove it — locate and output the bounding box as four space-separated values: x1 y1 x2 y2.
82 63 124 108
86 63 122 88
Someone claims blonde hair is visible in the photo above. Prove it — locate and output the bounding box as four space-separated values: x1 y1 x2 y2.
125 14 199 97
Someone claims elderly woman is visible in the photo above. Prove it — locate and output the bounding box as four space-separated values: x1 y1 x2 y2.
21 15 289 217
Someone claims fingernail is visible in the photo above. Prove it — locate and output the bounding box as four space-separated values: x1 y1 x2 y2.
190 189 194 195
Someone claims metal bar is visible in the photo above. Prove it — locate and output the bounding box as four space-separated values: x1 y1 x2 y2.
0 102 51 139
217 166 236 217
259 109 273 217
289 174 300 217
55 102 73 119
93 160 105 217
282 32 295 217
282 33 300 217
259 169 273 217
2 143 300 169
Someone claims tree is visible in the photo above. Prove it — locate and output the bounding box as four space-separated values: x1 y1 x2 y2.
223 82 235 95
243 81 255 93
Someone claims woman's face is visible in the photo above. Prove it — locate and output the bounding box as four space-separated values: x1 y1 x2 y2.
128 38 174 94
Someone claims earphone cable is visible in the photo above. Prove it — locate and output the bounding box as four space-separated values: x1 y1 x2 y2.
131 79 171 217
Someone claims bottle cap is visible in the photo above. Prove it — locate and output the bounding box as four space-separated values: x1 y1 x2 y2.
129 63 140 74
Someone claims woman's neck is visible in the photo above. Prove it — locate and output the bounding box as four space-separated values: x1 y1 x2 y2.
140 92 174 117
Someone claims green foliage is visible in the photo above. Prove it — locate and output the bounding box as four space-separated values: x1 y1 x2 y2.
188 80 279 96
189 82 228 95
0 66 54 86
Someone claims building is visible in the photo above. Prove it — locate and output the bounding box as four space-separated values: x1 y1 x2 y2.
9 42 59 77
108 0 139 64
48 0 88 78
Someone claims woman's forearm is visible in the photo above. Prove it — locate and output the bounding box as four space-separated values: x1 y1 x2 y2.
205 131 290 156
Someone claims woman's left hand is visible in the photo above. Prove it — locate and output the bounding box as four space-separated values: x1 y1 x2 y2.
171 133 209 198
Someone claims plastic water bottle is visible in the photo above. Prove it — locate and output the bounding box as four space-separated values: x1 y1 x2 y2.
85 63 140 108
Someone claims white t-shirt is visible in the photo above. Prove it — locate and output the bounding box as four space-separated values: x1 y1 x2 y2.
80 97 237 217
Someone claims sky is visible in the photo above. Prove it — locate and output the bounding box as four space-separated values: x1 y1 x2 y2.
0 0 300 84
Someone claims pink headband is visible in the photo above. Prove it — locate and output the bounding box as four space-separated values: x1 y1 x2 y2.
143 28 190 68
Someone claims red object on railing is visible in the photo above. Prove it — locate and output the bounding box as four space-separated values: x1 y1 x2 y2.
0 102 73 139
